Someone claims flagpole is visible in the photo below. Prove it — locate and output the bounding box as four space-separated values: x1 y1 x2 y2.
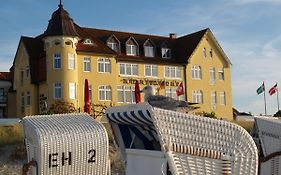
277 83 280 111
263 82 267 115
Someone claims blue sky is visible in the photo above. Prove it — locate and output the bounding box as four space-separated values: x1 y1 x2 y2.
0 0 281 115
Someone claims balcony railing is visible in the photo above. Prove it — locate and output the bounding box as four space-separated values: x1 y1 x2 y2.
0 95 7 104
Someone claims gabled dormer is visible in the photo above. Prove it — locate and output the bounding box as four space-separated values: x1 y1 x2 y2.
143 39 155 57
126 37 139 56
106 34 120 53
161 41 171 59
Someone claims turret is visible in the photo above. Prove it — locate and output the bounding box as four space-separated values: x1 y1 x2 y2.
43 3 79 108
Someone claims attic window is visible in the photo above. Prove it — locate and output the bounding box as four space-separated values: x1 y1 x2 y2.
54 41 61 45
126 38 138 56
83 39 94 45
65 41 72 45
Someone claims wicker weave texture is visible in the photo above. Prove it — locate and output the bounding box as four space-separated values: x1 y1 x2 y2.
23 113 109 175
152 108 258 175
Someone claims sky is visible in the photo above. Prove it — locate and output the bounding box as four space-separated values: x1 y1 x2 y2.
0 0 280 115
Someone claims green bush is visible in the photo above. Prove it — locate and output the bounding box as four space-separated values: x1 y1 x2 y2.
0 124 24 146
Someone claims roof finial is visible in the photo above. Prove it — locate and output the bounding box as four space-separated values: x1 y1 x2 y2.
59 0 62 7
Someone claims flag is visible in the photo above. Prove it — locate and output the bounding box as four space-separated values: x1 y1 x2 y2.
176 82 184 96
256 83 265 95
159 81 165 90
269 83 278 96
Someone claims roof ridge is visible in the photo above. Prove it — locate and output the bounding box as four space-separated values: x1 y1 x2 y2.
80 26 171 39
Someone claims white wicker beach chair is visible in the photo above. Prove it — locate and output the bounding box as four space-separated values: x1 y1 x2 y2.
106 103 258 175
23 113 109 175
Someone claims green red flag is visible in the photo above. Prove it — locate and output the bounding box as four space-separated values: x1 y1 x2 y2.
256 83 265 95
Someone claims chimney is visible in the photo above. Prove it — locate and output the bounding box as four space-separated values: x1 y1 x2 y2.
169 33 176 39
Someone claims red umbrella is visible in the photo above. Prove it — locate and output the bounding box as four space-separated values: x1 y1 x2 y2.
135 80 141 103
84 79 91 114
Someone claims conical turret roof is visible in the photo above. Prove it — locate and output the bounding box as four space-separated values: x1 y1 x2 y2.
44 4 78 37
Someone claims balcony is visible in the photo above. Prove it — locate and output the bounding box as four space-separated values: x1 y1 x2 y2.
0 95 7 106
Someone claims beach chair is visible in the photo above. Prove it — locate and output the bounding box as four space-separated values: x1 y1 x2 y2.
106 103 258 175
23 113 109 175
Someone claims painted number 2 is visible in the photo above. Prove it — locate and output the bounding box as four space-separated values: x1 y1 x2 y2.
88 149 96 163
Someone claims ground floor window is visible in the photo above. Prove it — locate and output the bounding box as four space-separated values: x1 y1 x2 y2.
0 108 4 118
165 88 184 100
99 85 112 101
117 85 136 103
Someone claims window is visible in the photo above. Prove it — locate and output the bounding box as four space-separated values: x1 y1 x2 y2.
210 48 213 58
203 47 207 58
144 46 154 57
21 92 25 113
145 65 158 77
220 92 226 105
117 85 136 103
191 65 202 80
89 85 92 102
210 67 216 84
83 39 94 45
20 70 24 86
192 90 203 104
218 68 225 81
26 67 30 79
69 83 76 99
68 53 75 70
54 53 61 69
211 91 217 110
54 83 62 99
126 43 138 56
99 85 112 101
98 58 111 73
119 63 138 76
26 91 30 106
83 57 91 72
161 48 171 58
165 88 184 100
107 41 119 52
164 66 182 79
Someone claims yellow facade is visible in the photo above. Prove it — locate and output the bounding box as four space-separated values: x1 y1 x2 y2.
12 5 233 120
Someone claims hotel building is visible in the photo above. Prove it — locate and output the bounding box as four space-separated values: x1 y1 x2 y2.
10 4 233 120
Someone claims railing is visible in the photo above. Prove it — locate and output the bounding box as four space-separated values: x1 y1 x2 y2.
0 95 7 104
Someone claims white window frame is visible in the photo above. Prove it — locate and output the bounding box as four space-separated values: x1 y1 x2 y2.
126 44 137 56
68 53 75 70
161 48 171 58
119 63 138 76
211 91 217 110
117 85 136 103
165 88 184 100
53 53 61 69
144 65 158 77
191 65 202 80
107 41 119 52
210 67 216 85
98 85 112 101
220 92 226 105
69 83 76 100
54 83 62 99
98 58 111 73
144 46 154 57
218 68 225 81
192 90 203 104
83 57 91 72
164 66 182 79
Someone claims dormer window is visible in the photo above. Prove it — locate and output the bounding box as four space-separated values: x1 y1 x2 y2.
126 37 138 56
107 35 120 53
83 39 94 45
144 39 155 57
161 48 171 58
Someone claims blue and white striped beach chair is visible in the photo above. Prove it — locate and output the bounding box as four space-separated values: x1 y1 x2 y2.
106 103 258 175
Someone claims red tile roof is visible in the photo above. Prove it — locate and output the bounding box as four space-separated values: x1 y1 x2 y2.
0 72 11 81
